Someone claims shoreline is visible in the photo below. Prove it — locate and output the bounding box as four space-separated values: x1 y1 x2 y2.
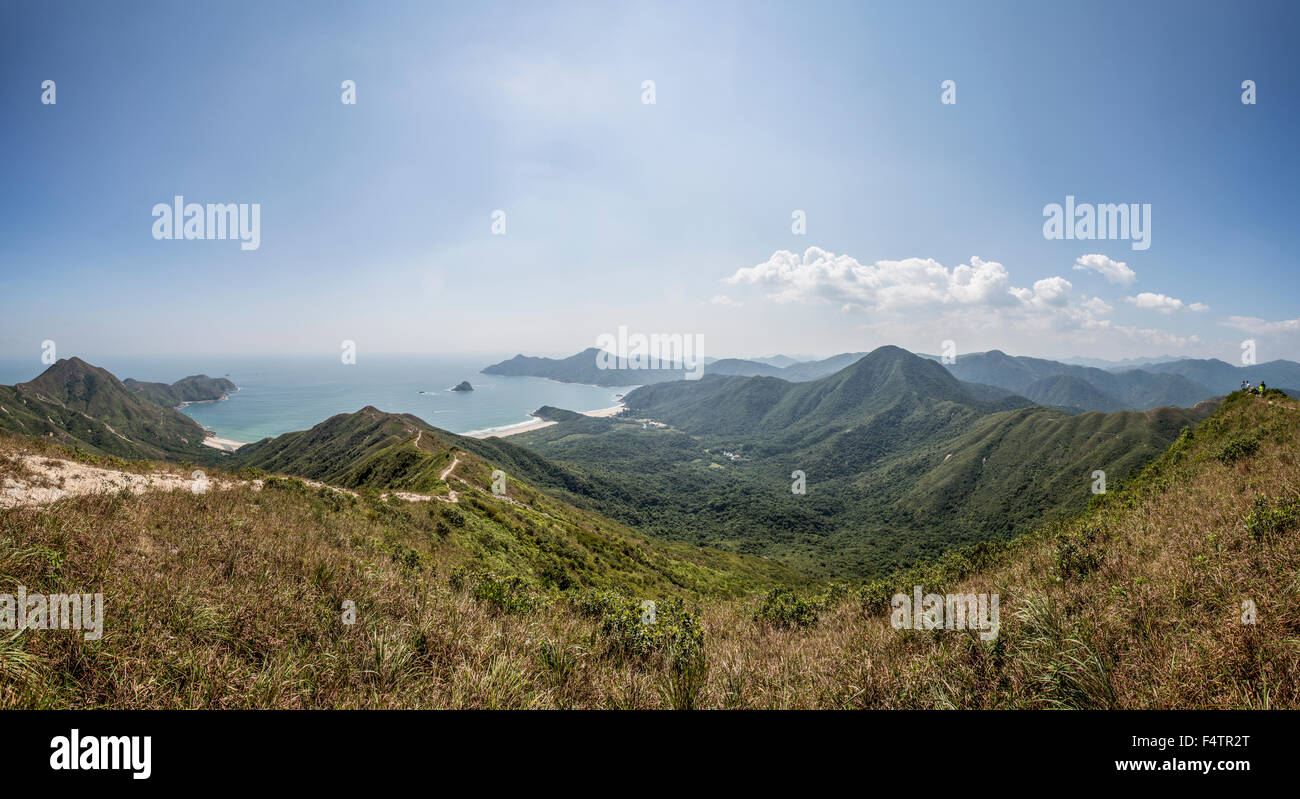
464 404 624 439
197 403 625 448
187 389 245 451
201 435 247 452
175 387 238 411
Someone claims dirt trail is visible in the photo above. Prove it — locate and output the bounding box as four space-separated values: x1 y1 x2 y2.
438 456 460 502
1 455 241 509
1 454 465 509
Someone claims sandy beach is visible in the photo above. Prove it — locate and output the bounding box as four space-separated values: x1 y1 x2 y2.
198 405 626 448
466 404 624 439
202 435 247 452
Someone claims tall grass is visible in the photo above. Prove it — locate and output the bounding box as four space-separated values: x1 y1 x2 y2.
1 391 1298 708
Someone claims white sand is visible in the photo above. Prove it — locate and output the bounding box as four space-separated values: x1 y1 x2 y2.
202 436 247 452
466 404 625 439
582 405 624 418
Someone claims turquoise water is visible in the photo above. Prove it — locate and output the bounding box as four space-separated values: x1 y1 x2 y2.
0 354 628 444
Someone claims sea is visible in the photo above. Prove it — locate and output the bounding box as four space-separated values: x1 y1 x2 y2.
0 354 629 444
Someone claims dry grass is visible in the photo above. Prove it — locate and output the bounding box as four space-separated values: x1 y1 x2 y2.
1 393 1297 708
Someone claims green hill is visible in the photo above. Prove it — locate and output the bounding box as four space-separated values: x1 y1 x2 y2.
510 347 1215 577
531 406 584 422
1021 374 1128 413
124 374 237 406
482 347 688 387
226 405 801 596
0 358 213 461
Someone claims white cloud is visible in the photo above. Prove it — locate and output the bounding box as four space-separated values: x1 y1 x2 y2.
718 247 1224 359
725 248 1019 311
1125 292 1208 314
1081 296 1113 316
1030 276 1072 307
1072 253 1137 287
710 294 742 307
1222 315 1300 334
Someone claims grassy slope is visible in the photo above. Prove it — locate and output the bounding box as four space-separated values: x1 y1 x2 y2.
819 389 1300 708
2 390 1295 708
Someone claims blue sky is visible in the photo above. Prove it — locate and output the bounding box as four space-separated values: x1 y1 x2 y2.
2 0 1297 363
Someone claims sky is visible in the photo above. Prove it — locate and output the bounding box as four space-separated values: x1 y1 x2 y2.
1 0 1298 364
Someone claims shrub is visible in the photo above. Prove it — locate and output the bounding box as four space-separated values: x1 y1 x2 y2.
263 476 309 494
1215 434 1260 465
386 542 424 572
1243 495 1300 542
1052 525 1104 581
858 580 894 614
817 581 852 608
317 487 353 513
570 589 703 662
753 587 820 630
450 567 541 614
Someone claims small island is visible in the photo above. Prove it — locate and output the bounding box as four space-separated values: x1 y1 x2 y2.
451 381 474 392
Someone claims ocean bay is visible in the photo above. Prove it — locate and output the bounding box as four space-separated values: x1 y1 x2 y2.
0 354 625 444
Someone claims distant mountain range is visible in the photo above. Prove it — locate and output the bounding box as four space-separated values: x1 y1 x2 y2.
485 346 1300 413
482 348 872 386
924 350 1300 412
751 354 803 368
1056 354 1183 369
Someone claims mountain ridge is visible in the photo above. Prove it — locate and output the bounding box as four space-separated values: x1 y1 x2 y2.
510 346 1216 576
0 358 213 460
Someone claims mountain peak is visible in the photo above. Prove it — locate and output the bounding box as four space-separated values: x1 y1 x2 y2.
38 356 105 377
863 344 911 359
793 344 974 414
2 357 208 459
852 344 960 379
19 356 125 400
